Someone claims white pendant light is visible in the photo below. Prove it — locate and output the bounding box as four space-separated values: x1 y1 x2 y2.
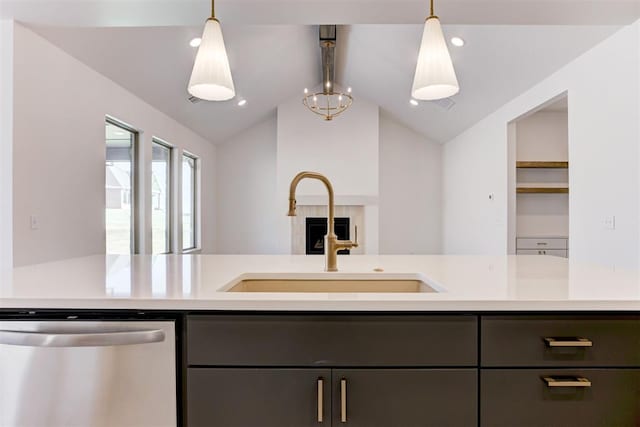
411 0 459 101
188 0 235 101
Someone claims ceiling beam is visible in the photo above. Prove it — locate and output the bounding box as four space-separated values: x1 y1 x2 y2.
2 0 639 26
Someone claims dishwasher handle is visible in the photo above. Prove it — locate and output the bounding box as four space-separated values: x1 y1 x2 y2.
0 329 166 347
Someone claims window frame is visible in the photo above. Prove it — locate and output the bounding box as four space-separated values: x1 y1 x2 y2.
105 117 140 254
151 138 174 255
181 151 199 252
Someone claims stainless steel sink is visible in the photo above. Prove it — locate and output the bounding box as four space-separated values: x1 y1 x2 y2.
225 276 439 293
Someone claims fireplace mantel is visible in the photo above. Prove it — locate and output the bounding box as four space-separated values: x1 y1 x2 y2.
293 195 378 207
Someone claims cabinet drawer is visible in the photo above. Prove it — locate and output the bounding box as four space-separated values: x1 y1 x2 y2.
187 315 477 366
333 369 477 427
517 237 567 249
481 369 640 427
187 368 330 427
516 249 567 257
482 316 640 367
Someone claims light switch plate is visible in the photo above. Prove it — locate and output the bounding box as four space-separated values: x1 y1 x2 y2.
603 216 616 230
30 215 39 230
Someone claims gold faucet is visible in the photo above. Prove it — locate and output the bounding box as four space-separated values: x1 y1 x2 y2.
287 171 358 272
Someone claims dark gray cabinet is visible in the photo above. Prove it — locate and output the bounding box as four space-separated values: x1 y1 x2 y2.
480 315 640 427
187 368 476 427
187 368 330 427
481 369 640 427
332 369 477 427
185 314 478 426
187 314 477 366
481 315 640 367
184 314 640 427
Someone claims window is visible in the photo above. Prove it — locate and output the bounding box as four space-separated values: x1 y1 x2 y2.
182 153 197 251
152 140 172 254
105 120 137 254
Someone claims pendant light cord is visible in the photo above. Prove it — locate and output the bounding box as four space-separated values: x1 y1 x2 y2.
430 0 435 17
211 0 216 18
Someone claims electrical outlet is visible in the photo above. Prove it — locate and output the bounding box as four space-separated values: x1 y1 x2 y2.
30 215 39 230
603 216 616 230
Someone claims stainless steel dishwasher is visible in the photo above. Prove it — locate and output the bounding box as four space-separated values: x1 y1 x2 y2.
0 320 176 427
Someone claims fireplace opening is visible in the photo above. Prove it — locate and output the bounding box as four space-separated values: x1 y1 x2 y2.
306 217 350 255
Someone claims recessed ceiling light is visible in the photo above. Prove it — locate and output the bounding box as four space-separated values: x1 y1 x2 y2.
189 37 202 48
237 99 247 106
451 37 465 47
347 87 352 93
410 99 419 106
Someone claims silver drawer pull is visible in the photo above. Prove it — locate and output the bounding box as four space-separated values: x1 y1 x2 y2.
537 242 548 246
544 337 593 347
543 376 592 388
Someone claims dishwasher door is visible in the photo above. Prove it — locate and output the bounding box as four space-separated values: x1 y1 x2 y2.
0 321 176 427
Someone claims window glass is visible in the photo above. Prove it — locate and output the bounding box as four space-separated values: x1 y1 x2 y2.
152 142 171 254
105 122 135 254
182 154 197 250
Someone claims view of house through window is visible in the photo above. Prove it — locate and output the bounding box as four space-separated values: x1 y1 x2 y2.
152 141 172 254
182 153 197 250
105 121 136 254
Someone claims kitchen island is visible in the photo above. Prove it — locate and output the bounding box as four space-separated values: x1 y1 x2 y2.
2 254 640 427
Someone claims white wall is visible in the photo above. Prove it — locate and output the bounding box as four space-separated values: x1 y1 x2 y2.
214 108 444 255
443 118 508 255
215 115 283 254
276 93 380 198
379 113 442 254
12 23 216 266
0 20 14 282
443 22 640 268
516 111 568 161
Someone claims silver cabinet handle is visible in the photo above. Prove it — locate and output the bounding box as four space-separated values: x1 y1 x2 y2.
543 376 592 387
544 337 593 347
340 378 347 423
537 242 548 246
317 378 324 423
0 329 165 347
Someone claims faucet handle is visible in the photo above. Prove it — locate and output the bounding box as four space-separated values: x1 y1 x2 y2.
353 225 359 248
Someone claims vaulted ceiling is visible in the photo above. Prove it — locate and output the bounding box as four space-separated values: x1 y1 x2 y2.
31 23 620 143
6 0 637 143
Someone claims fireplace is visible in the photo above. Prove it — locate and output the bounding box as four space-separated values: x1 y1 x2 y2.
306 217 350 255
290 205 364 255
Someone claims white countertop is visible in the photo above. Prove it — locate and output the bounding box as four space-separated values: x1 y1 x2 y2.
1 254 640 311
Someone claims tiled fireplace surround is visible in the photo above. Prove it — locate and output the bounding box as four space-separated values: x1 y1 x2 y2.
291 205 366 255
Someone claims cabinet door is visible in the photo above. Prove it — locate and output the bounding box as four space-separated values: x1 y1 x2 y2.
332 369 477 427
187 368 330 427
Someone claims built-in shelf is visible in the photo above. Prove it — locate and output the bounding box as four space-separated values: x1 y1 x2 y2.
516 182 568 189
517 187 569 194
516 161 568 169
